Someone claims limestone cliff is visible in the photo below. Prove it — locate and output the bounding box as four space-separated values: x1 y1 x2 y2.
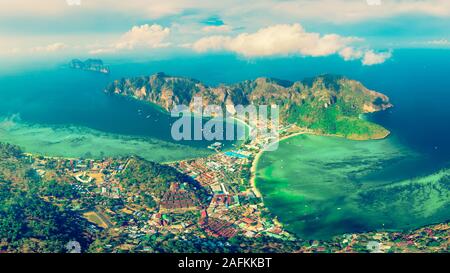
105 73 393 139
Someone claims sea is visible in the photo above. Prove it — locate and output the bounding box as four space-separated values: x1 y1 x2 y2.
0 49 449 238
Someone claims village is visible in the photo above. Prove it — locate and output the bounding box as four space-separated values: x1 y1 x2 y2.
25 120 449 253
26 121 295 251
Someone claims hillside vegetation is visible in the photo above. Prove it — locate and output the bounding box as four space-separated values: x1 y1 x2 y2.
106 73 392 140
117 157 210 205
0 144 89 252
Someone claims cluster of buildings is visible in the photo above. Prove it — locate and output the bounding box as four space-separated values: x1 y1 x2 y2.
27 122 292 251
159 183 200 213
26 121 297 250
25 121 449 253
174 149 250 193
294 223 450 253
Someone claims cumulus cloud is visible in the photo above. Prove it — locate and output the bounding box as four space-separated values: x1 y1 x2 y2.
193 36 230 52
116 24 171 50
192 24 391 65
2 1 449 57
193 24 359 57
89 24 170 54
362 50 392 66
339 47 364 61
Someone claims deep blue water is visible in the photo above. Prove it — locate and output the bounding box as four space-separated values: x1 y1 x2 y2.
108 49 450 174
109 49 450 169
0 49 449 172
0 68 240 150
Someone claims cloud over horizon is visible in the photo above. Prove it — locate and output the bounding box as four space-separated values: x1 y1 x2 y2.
426 39 450 46
362 50 393 65
89 24 171 54
1 0 448 63
192 24 392 65
31 42 68 53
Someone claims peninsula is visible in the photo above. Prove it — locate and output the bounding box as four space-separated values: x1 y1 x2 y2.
2 73 449 253
105 73 392 140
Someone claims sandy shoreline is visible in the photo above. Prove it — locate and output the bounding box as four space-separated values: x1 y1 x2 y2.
248 123 391 199
249 131 307 199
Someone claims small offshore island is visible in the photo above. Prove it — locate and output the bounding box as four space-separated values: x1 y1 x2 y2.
69 59 110 74
0 72 448 253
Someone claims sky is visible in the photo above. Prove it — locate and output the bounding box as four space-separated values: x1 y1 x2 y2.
0 0 449 66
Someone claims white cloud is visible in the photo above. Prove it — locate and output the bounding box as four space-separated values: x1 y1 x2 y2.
362 50 392 65
88 48 116 55
116 24 171 49
192 23 391 65
193 36 231 52
426 39 450 46
339 47 364 61
89 24 170 54
193 24 361 57
31 42 67 53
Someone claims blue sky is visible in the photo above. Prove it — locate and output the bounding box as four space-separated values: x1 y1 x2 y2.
0 0 449 65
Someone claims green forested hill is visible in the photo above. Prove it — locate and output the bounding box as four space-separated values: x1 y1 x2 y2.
117 157 210 205
106 73 392 139
0 144 89 252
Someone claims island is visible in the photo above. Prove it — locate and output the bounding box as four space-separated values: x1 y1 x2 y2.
105 73 392 140
69 59 110 74
1 73 447 254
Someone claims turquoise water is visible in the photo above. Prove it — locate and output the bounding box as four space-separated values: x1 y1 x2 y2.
0 67 240 161
1 50 449 238
0 118 212 161
256 135 450 239
3 50 448 165
249 49 450 238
